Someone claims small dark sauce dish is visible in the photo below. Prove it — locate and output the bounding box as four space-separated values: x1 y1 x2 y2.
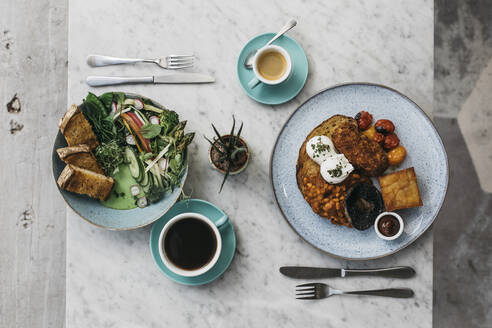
374 212 404 240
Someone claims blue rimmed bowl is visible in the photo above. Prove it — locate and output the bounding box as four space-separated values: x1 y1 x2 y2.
52 93 187 230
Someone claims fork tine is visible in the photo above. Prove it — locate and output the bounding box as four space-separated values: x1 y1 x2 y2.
168 54 194 58
168 63 194 69
296 283 316 288
296 291 315 296
295 286 315 291
168 58 194 63
168 57 194 61
296 295 317 300
168 60 194 65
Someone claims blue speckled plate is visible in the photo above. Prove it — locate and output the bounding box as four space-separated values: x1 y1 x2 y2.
52 94 187 230
237 33 308 105
271 83 448 260
150 199 236 285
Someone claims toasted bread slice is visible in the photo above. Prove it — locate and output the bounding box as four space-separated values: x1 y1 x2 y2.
296 115 359 183
59 105 98 149
309 115 358 139
57 164 114 201
378 167 423 211
296 116 372 226
56 145 104 175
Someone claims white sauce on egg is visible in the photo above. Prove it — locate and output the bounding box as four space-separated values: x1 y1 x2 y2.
306 136 337 165
320 154 354 184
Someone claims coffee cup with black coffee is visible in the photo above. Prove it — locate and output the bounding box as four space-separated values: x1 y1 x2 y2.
158 212 228 277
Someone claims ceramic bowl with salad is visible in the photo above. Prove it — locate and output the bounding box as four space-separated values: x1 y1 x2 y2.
52 92 194 230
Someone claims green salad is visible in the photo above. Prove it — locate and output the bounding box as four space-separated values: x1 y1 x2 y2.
79 92 194 208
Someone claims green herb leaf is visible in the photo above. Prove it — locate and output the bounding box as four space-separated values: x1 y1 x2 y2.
81 93 120 144
140 123 161 139
147 185 165 203
94 140 125 175
159 110 179 135
114 92 125 107
98 92 114 111
86 92 108 116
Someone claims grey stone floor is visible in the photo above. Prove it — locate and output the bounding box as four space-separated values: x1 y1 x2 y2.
434 1 492 327
0 0 491 327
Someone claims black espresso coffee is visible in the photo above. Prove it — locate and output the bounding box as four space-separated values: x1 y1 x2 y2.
164 218 217 270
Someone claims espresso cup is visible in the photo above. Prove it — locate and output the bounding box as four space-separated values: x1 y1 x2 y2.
158 212 228 277
248 45 292 89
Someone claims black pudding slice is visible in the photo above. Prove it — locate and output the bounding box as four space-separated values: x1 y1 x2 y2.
344 183 384 230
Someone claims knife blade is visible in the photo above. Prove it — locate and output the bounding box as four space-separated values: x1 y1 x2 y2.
279 266 415 279
86 73 215 87
154 73 215 84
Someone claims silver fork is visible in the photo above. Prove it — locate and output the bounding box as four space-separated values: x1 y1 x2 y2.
296 283 414 299
86 54 194 69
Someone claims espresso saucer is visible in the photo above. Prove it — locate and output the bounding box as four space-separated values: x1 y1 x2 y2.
237 33 309 105
150 199 236 285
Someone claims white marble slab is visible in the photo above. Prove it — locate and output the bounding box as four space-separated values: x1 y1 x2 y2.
67 0 433 327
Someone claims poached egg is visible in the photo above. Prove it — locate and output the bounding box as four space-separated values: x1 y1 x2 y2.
306 136 337 165
320 154 354 184
306 135 354 184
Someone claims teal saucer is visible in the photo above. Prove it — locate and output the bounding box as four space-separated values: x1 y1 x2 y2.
237 33 309 105
150 199 236 285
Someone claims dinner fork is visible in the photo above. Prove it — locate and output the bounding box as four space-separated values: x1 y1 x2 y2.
296 283 414 299
86 54 194 69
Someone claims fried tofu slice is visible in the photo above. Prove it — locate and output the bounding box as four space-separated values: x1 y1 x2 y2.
378 167 423 211
59 104 98 149
56 144 104 175
57 164 114 201
331 120 389 177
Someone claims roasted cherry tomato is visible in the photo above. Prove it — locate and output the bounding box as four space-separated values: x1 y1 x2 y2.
383 133 400 150
355 111 373 131
387 145 406 166
373 132 385 144
375 119 395 134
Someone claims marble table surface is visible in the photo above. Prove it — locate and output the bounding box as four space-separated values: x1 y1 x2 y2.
67 0 433 327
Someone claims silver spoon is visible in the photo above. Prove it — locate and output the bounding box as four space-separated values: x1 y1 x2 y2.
244 19 297 69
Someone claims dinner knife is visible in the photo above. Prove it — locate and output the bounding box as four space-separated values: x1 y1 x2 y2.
280 266 415 279
86 73 215 87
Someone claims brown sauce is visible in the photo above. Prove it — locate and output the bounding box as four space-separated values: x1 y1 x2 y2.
377 215 400 237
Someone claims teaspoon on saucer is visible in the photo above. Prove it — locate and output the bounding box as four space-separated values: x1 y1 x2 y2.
243 18 297 69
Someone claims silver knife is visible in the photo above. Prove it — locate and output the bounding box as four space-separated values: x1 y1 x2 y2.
280 266 415 279
86 74 215 87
